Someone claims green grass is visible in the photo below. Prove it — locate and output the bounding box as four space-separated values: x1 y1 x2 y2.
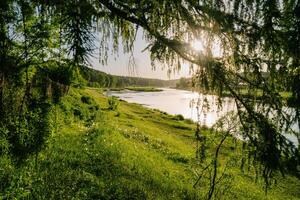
103 87 163 92
125 86 163 92
178 87 292 101
221 89 292 99
1 87 299 199
103 88 124 91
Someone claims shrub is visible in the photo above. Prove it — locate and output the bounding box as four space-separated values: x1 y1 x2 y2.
73 108 83 119
173 114 184 121
108 97 119 111
81 95 92 104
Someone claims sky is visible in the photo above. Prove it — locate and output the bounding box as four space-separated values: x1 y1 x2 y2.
90 30 191 80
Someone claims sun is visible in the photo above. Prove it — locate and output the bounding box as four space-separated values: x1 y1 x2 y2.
191 39 205 52
191 38 223 58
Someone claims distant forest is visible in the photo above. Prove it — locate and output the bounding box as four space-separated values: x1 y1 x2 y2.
81 67 179 88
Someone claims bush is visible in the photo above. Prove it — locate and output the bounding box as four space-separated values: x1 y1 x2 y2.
108 97 119 111
173 114 184 121
81 95 92 104
0 137 9 156
73 108 83 119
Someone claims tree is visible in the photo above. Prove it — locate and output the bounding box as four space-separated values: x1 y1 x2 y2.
95 0 300 188
176 77 190 89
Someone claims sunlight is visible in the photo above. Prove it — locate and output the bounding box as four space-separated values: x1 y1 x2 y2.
191 38 223 58
212 39 223 58
191 39 205 52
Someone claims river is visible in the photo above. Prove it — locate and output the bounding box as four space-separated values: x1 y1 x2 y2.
107 88 298 145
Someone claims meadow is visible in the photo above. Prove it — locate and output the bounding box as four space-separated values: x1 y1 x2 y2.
2 87 299 199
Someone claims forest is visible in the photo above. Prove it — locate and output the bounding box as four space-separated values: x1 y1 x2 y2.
81 67 178 88
0 0 299 199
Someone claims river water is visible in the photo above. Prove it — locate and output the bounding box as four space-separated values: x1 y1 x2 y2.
107 88 298 145
107 88 235 127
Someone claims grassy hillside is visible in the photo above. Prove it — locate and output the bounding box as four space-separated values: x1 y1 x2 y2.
2 88 299 199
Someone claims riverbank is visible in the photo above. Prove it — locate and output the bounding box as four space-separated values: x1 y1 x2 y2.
2 87 299 199
104 86 163 92
174 87 292 98
173 87 296 107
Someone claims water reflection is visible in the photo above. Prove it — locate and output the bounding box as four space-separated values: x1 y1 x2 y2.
107 88 236 127
107 88 298 145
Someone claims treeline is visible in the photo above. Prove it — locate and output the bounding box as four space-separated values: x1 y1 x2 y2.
175 77 192 90
80 67 178 88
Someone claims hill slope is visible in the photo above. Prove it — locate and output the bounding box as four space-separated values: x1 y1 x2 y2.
2 88 299 199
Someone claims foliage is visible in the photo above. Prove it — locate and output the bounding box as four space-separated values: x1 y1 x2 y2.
125 87 163 92
176 77 191 90
94 0 300 190
173 114 185 121
80 67 177 88
108 96 119 111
